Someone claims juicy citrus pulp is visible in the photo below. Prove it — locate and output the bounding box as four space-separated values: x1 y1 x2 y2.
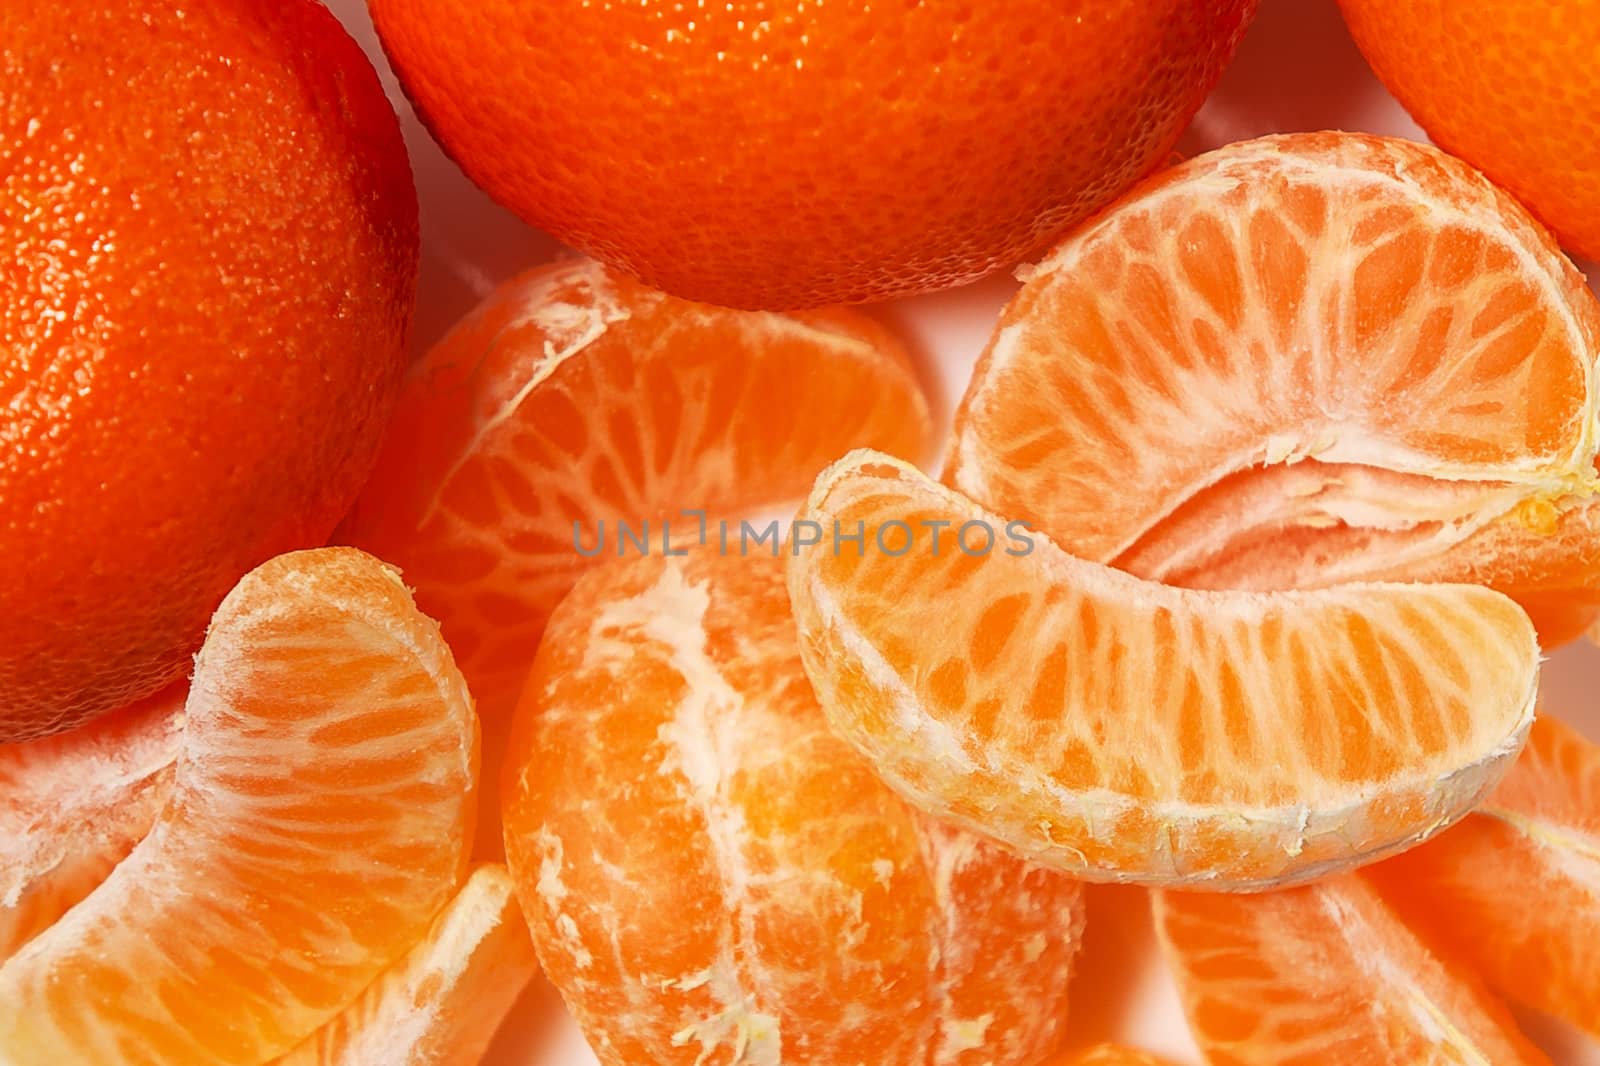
0 684 182 961
272 864 536 1065
787 449 1539 889
1370 712 1600 1036
1045 1045 1177 1066
503 549 1085 1065
1156 876 1548 1064
946 132 1600 647
341 257 933 855
0 548 477 1064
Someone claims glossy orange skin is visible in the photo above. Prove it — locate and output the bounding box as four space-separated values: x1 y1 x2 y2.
2 0 418 738
1340 0 1600 260
368 0 1257 308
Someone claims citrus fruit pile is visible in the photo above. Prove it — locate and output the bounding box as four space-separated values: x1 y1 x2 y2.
5 0 1600 1064
337 258 933 852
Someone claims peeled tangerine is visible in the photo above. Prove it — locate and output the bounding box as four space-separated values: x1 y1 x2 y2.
787 451 1539 890
1156 876 1549 1064
0 549 477 1064
947 132 1600 646
502 550 1085 1065
340 257 933 852
1370 712 1600 1038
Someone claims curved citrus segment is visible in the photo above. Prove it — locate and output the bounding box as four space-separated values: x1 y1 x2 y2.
946 132 1600 646
0 684 183 961
1155 877 1548 1064
272 865 536 1066
1370 712 1600 1036
504 550 1084 1065
0 548 477 1064
787 450 1539 889
340 257 932 853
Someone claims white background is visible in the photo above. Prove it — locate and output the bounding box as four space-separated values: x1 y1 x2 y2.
321 0 1600 1061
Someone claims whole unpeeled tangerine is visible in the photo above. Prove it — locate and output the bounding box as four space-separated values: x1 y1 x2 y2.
1339 0 1600 261
1 0 419 740
368 0 1258 308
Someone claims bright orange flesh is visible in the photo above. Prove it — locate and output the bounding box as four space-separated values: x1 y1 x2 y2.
503 550 1084 1065
0 548 477 1064
1338 0 1600 261
787 450 1539 889
0 684 182 961
1043 1044 1176 1066
369 0 1256 308
340 257 933 854
1156 877 1548 1064
1370 713 1600 1036
946 132 1600 646
2 0 417 738
272 865 537 1066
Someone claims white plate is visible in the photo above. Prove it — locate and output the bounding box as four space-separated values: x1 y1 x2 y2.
323 0 1600 1061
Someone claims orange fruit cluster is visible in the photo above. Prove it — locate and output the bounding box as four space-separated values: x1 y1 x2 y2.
338 258 933 855
7 1 1600 1063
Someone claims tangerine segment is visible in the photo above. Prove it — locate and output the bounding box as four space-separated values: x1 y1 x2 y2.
340 258 932 852
0 548 477 1065
787 450 1539 890
945 132 1600 645
503 550 1084 1066
1155 877 1548 1064
1370 713 1600 1036
272 865 536 1066
1107 461 1600 646
1044 1045 1176 1066
0 684 183 962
